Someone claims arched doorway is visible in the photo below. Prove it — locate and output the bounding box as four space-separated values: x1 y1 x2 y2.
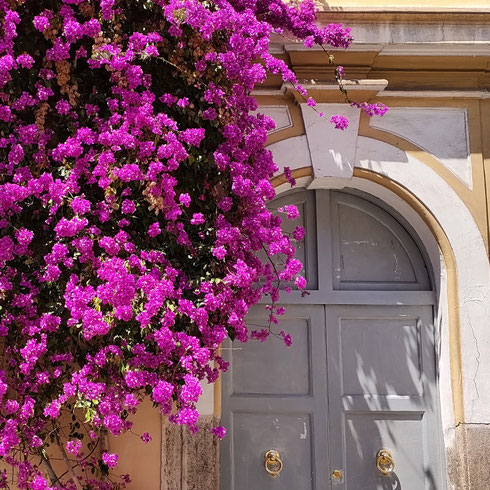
221 189 446 490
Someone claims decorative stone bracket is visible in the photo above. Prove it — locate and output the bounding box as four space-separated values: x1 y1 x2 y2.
260 80 388 189
300 102 361 189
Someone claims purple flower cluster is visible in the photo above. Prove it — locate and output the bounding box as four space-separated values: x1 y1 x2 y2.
330 114 350 130
351 101 389 117
0 0 357 487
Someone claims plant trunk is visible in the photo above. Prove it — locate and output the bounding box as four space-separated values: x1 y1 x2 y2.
39 451 62 488
57 437 83 490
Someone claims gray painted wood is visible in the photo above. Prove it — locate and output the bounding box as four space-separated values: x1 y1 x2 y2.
221 305 329 490
221 190 445 490
266 189 318 290
330 192 430 291
326 305 445 490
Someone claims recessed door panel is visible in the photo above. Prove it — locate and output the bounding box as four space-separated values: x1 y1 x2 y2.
330 192 430 291
344 414 431 490
231 412 313 490
339 316 423 396
266 189 318 290
231 317 311 396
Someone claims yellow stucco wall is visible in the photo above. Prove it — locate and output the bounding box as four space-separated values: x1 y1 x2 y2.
109 399 162 489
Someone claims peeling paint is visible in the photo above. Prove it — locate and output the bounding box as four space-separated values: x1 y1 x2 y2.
300 422 308 440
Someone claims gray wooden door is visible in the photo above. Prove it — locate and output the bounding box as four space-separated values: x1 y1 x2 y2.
221 190 446 490
326 305 444 490
221 305 328 490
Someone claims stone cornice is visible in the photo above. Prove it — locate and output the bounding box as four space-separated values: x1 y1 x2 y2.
280 79 388 103
316 10 490 21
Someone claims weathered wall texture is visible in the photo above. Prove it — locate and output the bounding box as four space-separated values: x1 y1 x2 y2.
446 424 490 490
161 415 220 490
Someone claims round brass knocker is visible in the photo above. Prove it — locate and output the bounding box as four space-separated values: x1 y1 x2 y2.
376 449 395 476
264 450 283 478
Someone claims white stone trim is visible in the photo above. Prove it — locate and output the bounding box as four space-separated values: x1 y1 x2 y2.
300 103 360 188
253 105 293 134
375 42 490 56
268 133 490 427
280 42 490 56
379 91 490 99
281 42 490 56
267 135 312 173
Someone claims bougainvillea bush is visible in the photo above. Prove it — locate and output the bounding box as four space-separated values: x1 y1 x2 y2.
0 0 386 488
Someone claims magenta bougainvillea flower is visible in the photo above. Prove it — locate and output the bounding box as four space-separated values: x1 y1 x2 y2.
330 114 350 130
0 0 383 487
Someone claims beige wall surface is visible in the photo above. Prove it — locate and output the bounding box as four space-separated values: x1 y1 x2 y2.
109 399 162 489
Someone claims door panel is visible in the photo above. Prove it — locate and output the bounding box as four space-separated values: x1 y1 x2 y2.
344 413 428 490
330 192 430 291
231 412 313 490
327 305 443 490
339 316 423 397
221 305 328 490
265 189 318 290
231 317 311 396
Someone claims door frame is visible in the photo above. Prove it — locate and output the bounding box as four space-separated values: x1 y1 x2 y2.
220 188 448 489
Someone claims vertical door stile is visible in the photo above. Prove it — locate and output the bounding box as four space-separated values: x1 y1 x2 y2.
326 306 346 490
315 189 335 488
310 305 330 490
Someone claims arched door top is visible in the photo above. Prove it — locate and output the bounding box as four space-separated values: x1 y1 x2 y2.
269 189 432 301
330 191 431 291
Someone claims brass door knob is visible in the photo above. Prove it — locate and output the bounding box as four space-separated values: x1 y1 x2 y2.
376 449 395 475
264 450 283 478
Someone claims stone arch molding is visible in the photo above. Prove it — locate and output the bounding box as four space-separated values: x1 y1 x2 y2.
268 130 490 433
